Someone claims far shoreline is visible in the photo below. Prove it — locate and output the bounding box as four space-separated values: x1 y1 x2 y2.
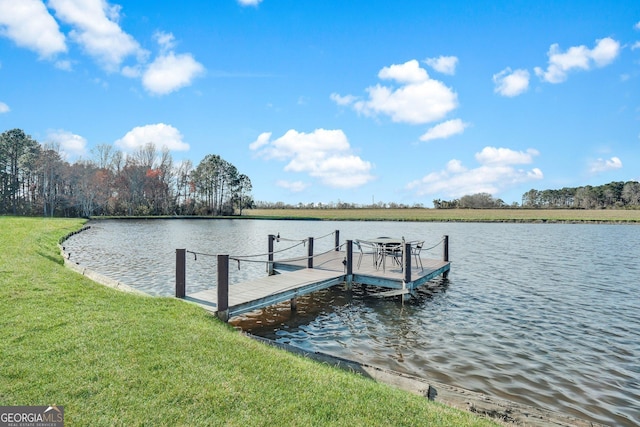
87 207 640 224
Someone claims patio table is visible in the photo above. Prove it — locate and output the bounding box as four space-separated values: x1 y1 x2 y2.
367 237 405 271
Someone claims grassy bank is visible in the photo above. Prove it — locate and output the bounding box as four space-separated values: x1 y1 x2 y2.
244 208 640 223
0 217 496 426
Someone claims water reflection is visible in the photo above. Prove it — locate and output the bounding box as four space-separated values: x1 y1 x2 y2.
64 219 640 426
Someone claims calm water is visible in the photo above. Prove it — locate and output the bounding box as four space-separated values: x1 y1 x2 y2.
64 219 640 426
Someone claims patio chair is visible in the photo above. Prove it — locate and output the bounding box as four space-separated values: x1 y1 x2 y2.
354 240 378 269
380 243 403 272
411 241 424 271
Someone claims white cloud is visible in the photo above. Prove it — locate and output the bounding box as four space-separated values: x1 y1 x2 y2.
0 102 9 113
334 59 458 125
115 123 190 152
276 180 309 192
378 59 429 84
0 0 66 58
589 156 622 173
0 1 202 95
635 21 640 30
154 31 177 53
493 67 530 97
142 52 204 95
534 37 620 83
424 55 458 75
46 129 87 160
330 93 358 106
249 132 272 150
250 128 374 188
407 146 542 198
141 32 204 95
632 41 640 51
590 37 620 66
49 0 144 72
238 0 263 6
419 119 469 142
475 146 539 165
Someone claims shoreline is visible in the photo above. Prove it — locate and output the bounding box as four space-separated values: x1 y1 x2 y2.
59 222 615 426
248 335 608 427
86 214 640 225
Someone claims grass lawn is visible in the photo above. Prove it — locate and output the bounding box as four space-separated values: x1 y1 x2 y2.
0 216 497 426
244 208 640 223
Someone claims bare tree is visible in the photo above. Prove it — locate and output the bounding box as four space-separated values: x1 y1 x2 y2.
91 144 114 170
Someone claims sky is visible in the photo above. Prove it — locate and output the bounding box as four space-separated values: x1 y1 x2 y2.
1 0 639 206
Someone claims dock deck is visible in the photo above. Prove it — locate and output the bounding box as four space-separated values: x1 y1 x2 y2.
185 249 450 320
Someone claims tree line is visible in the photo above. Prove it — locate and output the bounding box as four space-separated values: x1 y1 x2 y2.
0 128 253 217
521 181 640 209
434 181 640 209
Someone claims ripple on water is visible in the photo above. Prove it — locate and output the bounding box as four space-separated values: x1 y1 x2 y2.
65 220 640 427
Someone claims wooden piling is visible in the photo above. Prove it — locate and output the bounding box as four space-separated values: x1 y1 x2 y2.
403 242 412 283
346 239 353 288
334 230 340 251
443 235 449 279
175 248 186 298
268 234 275 275
443 235 449 262
307 237 314 268
217 254 229 322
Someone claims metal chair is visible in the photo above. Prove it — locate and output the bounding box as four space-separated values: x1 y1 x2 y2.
355 240 378 269
411 241 424 271
380 243 403 272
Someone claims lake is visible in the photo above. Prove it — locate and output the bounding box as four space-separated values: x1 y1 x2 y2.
63 219 640 426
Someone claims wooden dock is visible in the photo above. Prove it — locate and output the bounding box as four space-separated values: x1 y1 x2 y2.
177 234 450 321
186 267 345 318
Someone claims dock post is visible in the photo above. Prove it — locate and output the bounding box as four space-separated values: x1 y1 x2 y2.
346 239 353 289
290 297 297 311
217 254 229 322
443 235 449 279
334 230 340 251
403 242 412 284
443 235 449 262
268 234 275 275
307 237 314 268
176 248 186 298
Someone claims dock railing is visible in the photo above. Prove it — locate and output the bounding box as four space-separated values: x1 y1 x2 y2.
175 231 449 321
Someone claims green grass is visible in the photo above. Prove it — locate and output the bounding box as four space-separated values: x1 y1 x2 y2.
0 216 497 426
245 207 640 222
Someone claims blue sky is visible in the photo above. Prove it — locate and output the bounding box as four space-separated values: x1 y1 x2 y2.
1 0 639 206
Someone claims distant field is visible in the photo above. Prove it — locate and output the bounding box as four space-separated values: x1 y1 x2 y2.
245 208 640 223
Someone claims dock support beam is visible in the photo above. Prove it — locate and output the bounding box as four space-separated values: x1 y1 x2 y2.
217 254 229 322
334 230 340 251
307 237 314 268
402 243 412 301
443 235 449 262
403 242 412 284
346 239 353 288
443 235 449 279
268 234 275 275
176 248 186 298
